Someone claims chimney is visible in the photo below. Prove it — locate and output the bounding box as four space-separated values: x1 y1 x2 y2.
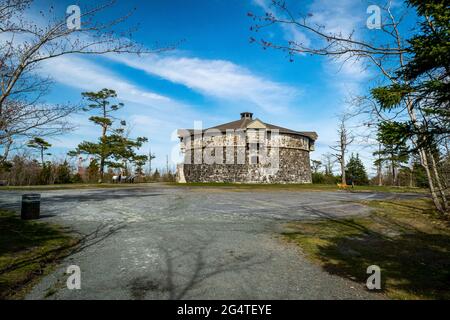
240 112 253 120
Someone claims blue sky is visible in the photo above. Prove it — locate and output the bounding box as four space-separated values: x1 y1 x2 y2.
28 0 419 174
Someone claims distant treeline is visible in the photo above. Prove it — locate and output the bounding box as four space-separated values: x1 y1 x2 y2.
0 155 175 186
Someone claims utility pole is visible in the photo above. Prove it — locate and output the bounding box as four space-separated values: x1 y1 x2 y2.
148 148 155 175
166 154 169 174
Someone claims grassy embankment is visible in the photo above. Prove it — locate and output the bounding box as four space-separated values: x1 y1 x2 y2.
282 198 450 299
1 182 428 193
172 182 428 193
0 210 77 299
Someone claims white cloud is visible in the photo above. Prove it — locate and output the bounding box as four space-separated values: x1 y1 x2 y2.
107 54 301 114
308 0 364 36
307 0 369 95
252 0 370 97
40 56 171 107
40 54 214 122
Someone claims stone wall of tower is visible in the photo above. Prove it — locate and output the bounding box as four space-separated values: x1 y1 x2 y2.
180 148 311 183
177 132 313 184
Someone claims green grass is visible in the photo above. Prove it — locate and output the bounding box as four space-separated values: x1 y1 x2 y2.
1 182 428 193
172 182 428 193
281 198 450 299
0 210 77 299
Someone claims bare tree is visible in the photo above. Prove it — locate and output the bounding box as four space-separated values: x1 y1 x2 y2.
321 152 336 176
0 0 173 165
311 159 322 174
330 116 354 185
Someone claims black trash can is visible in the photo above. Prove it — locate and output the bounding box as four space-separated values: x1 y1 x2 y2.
21 194 41 220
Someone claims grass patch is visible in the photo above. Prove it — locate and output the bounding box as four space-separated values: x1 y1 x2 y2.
1 182 428 194
173 182 427 193
0 210 77 299
281 198 450 299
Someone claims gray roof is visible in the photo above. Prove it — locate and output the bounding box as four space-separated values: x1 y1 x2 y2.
179 116 318 141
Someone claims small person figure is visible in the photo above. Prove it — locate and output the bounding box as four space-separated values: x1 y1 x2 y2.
349 176 355 189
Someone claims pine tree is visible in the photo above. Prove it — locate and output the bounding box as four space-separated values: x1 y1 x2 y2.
345 153 369 186
69 89 147 182
402 0 450 135
69 89 123 182
87 159 99 183
108 123 148 174
152 169 160 181
27 137 51 165
38 162 52 185
374 122 410 186
55 160 72 184
71 173 83 184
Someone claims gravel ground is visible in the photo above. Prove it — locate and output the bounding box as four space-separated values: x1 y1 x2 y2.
0 185 418 300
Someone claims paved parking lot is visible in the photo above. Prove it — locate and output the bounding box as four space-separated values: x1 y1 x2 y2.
0 185 412 299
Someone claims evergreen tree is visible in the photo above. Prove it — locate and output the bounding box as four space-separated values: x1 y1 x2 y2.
108 123 148 174
374 122 410 186
152 169 160 181
55 160 72 184
371 0 449 145
402 0 450 136
27 137 51 165
71 173 83 184
87 159 99 182
38 162 52 185
69 89 147 182
134 158 146 177
345 153 369 185
69 89 123 182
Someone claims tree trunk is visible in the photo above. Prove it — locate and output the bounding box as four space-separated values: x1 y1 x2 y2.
99 158 105 183
428 151 448 211
419 148 444 213
340 151 346 185
98 103 108 183
0 137 13 165
409 165 413 188
377 144 382 186
391 160 396 186
405 98 445 213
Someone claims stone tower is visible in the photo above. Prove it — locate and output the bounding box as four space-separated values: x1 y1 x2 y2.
177 112 317 183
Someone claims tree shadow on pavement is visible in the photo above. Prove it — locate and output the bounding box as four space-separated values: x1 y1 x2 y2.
0 222 125 275
284 204 450 299
42 190 164 204
127 234 272 300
